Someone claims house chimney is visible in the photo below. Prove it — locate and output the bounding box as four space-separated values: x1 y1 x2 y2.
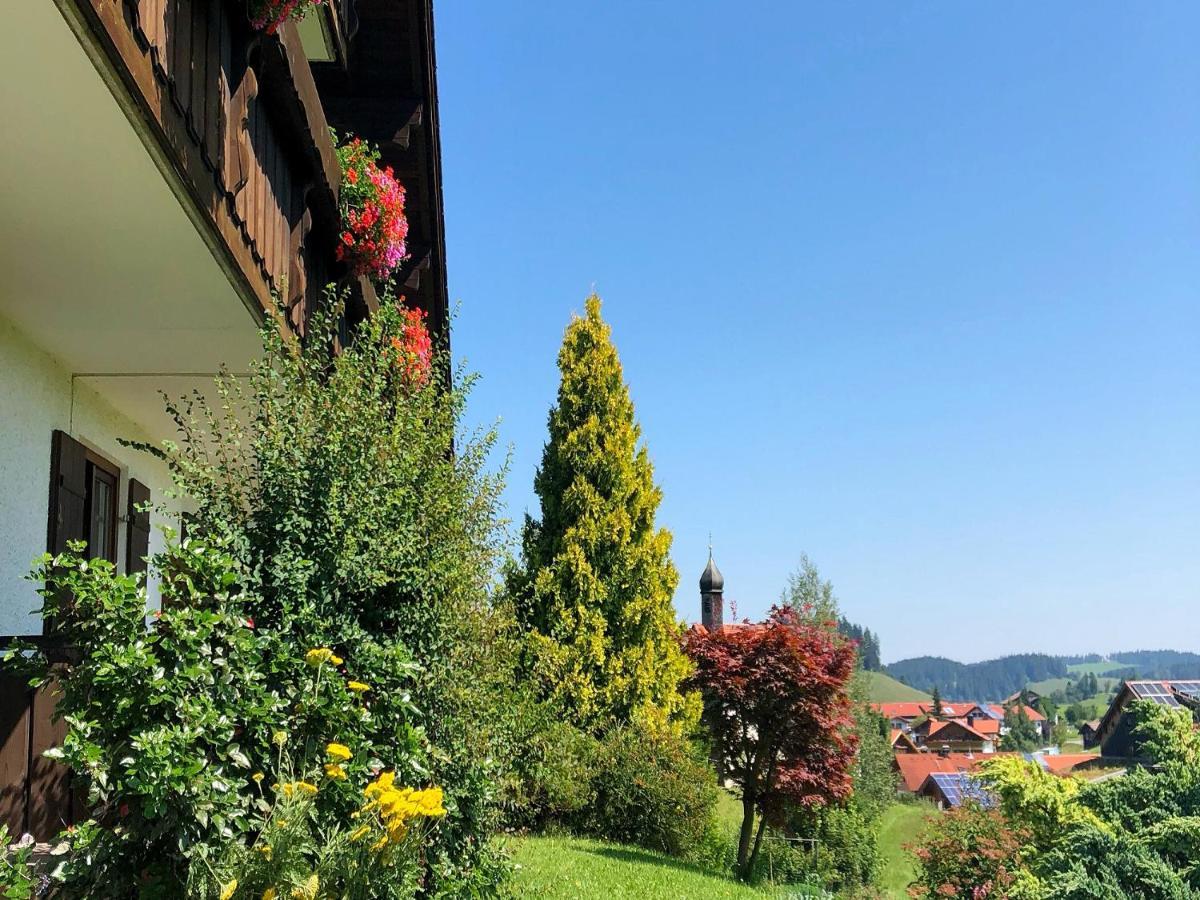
700 551 724 630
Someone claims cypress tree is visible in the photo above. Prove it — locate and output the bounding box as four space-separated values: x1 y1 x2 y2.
511 295 697 732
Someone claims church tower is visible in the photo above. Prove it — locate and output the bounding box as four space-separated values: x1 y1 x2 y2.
700 552 724 630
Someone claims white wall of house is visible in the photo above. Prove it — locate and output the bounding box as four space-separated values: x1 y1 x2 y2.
0 316 181 636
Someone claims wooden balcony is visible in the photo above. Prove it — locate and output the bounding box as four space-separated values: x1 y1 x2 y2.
62 0 345 334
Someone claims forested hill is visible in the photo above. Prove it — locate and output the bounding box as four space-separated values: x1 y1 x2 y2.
885 650 1200 699
1107 650 1200 679
885 654 1067 700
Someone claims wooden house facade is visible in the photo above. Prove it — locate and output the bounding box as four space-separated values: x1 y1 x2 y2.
0 0 447 839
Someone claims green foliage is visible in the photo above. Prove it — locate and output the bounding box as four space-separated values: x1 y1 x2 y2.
500 693 600 828
835 618 881 671
8 292 511 895
780 555 839 624
0 826 37 900
13 542 429 897
846 690 899 823
787 804 880 891
1000 704 1042 751
195 677 443 900
510 294 695 733
1037 823 1194 900
1080 765 1197 833
148 293 508 895
578 726 721 862
1141 817 1200 889
907 803 1039 899
1130 699 1200 769
977 756 1106 852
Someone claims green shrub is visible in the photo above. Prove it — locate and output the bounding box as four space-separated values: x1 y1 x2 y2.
7 291 512 896
576 726 720 861
11 541 432 897
500 695 600 828
1038 823 1193 900
139 292 510 896
796 803 881 890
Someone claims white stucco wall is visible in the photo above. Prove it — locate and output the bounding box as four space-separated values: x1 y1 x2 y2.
0 316 180 636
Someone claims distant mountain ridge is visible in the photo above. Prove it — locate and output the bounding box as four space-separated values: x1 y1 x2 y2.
884 650 1200 699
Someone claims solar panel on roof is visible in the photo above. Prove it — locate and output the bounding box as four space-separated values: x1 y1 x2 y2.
1130 683 1181 706
1170 682 1200 699
929 773 995 809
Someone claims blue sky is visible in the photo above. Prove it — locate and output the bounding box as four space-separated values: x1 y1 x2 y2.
436 2 1199 663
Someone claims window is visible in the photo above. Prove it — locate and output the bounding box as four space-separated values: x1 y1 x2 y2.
83 452 119 564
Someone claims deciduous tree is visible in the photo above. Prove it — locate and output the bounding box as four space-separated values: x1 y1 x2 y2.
684 606 858 879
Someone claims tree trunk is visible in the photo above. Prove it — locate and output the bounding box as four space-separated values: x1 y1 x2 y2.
747 809 769 878
736 793 756 879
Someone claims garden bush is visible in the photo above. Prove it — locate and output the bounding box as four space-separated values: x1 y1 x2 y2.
575 725 720 861
7 290 513 896
14 542 435 898
499 692 600 829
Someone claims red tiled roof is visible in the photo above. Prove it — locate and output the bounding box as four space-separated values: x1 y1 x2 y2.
873 702 931 719
961 717 1001 736
1041 754 1098 776
874 700 1022 721
894 753 989 792
927 719 989 742
990 703 1045 722
687 622 762 636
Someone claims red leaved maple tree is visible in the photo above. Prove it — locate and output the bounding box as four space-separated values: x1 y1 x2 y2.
684 606 858 879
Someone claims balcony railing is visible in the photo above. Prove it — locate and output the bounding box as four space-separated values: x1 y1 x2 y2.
70 0 344 333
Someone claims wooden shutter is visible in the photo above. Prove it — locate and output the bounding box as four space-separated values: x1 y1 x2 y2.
46 430 87 556
126 479 151 575
44 431 87 638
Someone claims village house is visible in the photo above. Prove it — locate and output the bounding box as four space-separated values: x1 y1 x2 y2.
0 0 447 839
1095 680 1200 759
873 699 1047 750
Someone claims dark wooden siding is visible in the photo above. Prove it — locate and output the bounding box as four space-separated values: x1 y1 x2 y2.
71 0 342 329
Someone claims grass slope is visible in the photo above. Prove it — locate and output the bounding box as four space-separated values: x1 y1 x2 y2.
506 835 793 899
877 802 934 897
1067 661 1128 676
866 671 932 702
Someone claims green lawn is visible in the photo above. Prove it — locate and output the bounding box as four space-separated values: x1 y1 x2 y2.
505 834 804 899
505 795 936 898
876 802 935 898
866 671 932 702
1027 675 1071 695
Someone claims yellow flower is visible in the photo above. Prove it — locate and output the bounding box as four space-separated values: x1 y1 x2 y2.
325 742 352 761
219 880 238 900
305 648 334 667
324 763 347 781
272 730 287 746
348 824 371 842
291 874 319 900
295 781 318 796
252 772 265 783
330 654 343 666
370 834 389 852
276 819 288 828
262 890 277 900
347 681 370 693
364 771 395 798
